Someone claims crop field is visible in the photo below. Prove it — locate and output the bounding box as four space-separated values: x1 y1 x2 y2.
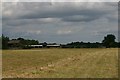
2 48 118 78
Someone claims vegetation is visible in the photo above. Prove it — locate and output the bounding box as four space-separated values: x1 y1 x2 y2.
102 34 117 48
62 42 103 48
16 38 39 49
1 34 119 49
2 34 118 78
2 35 9 49
62 34 119 48
1 35 39 49
17 38 39 45
2 48 118 78
0 36 2 49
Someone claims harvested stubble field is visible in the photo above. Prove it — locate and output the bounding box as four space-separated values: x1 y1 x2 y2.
2 48 118 78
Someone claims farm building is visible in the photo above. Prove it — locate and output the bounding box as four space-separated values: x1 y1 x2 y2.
27 44 61 48
46 44 60 48
8 40 61 49
27 45 43 48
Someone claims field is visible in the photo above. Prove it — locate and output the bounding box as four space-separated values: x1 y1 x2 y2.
2 48 118 78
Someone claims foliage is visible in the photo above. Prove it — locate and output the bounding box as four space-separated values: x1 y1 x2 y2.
2 34 9 49
17 38 39 48
61 41 103 48
17 37 39 45
0 36 2 49
102 34 116 48
1 34 119 49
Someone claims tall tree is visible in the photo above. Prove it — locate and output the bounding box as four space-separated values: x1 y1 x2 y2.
2 35 9 49
102 34 116 48
0 36 2 49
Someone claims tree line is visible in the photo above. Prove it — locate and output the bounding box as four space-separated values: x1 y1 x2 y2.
0 34 120 49
0 35 39 49
63 34 119 48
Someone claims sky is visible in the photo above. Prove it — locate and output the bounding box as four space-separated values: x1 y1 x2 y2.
2 2 118 43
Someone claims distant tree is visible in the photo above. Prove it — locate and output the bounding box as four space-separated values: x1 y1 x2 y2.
17 38 39 45
118 42 120 48
0 36 2 49
2 34 9 49
17 38 24 41
102 34 116 48
42 42 47 47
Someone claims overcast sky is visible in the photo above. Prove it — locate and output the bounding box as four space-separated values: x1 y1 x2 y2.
2 2 118 43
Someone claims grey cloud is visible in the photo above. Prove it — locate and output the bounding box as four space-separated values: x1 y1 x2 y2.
62 15 99 22
17 4 112 23
3 2 117 20
2 2 118 43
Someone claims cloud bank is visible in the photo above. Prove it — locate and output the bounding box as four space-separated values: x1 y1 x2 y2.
2 2 118 43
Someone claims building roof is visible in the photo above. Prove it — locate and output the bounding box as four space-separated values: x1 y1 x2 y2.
47 44 60 47
28 45 43 47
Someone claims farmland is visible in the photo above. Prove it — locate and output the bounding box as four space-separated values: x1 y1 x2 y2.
2 48 118 78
